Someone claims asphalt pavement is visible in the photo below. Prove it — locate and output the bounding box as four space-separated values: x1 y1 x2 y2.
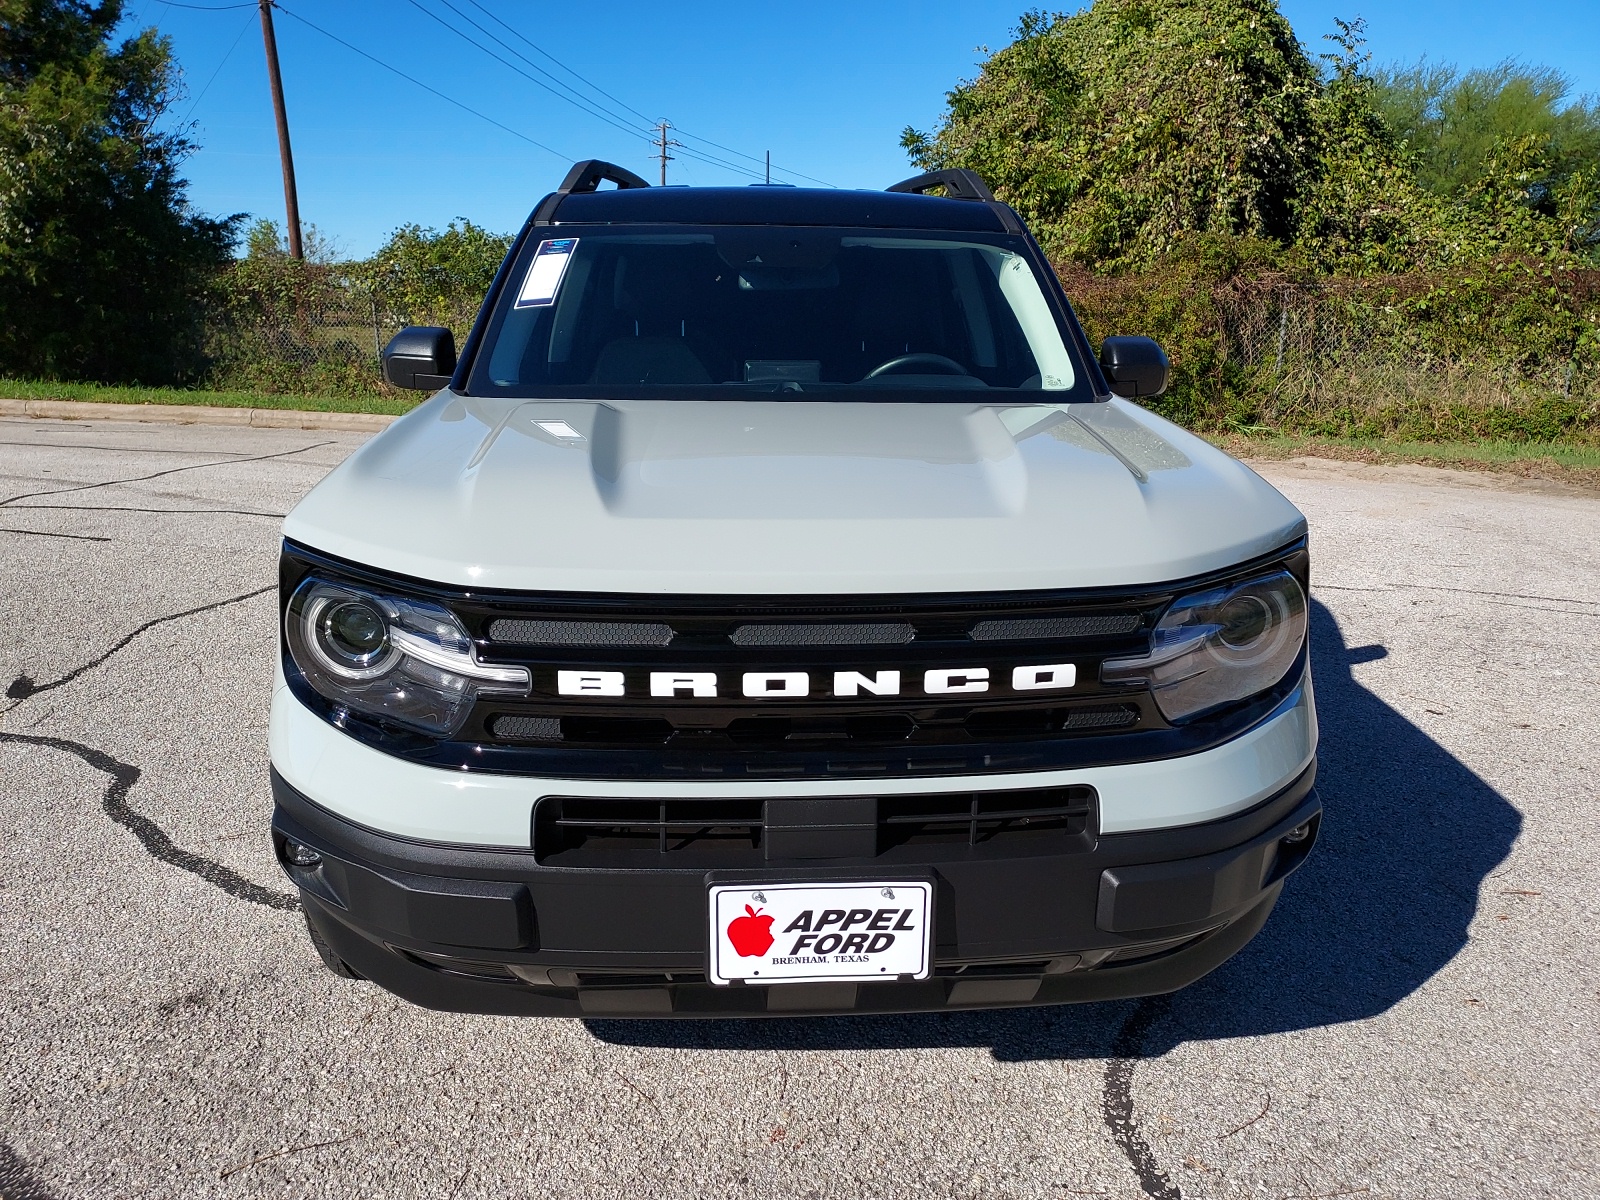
0 416 1595 1200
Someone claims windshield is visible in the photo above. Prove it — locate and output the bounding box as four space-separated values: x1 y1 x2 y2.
467 226 1093 400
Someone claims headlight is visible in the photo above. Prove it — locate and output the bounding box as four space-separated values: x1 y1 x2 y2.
286 579 529 737
1101 570 1306 723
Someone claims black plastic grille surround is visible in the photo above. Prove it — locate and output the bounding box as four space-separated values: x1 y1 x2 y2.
279 537 1310 782
534 785 1097 868
470 596 1161 771
494 705 1141 746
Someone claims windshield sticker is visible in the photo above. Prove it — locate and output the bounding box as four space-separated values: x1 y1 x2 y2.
514 238 578 308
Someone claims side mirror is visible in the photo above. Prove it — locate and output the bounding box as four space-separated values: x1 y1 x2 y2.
382 326 457 391
1099 336 1169 398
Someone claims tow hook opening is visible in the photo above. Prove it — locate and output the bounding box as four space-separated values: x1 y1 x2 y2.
1281 822 1312 845
1266 811 1321 886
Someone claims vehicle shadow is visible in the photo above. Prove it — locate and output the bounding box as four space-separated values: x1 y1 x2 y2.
586 599 1522 1060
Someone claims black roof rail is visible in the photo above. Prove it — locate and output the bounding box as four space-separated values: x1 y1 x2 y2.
558 159 651 194
533 158 650 223
886 168 995 202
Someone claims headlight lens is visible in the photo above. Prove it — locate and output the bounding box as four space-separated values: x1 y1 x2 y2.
1101 570 1306 723
286 579 529 737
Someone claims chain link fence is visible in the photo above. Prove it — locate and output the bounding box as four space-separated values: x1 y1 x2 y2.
204 260 484 397
1214 283 1595 426
202 264 1599 440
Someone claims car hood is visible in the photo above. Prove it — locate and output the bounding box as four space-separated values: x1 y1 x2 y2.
283 392 1306 594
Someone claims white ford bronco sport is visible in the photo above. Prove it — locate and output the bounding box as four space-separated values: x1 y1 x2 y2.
270 161 1318 1017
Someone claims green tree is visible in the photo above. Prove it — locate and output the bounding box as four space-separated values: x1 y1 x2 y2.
0 0 236 383
1373 59 1600 199
901 0 1322 268
364 219 511 329
1294 19 1454 273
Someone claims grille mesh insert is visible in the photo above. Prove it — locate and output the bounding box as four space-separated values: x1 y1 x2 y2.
492 715 563 741
875 786 1097 849
488 619 674 647
730 622 916 647
969 614 1140 641
1062 706 1140 730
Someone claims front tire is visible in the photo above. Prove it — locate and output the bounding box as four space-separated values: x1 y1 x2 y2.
303 909 363 980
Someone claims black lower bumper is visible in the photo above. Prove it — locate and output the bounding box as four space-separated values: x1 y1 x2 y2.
271 764 1319 1017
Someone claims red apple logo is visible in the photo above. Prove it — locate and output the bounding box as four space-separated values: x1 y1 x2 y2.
726 905 775 957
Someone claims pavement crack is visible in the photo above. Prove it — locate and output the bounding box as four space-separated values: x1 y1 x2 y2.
1406 583 1597 607
4 503 287 518
1319 581 1597 609
218 1133 365 1180
0 1139 64 1200
5 585 273 703
0 730 298 911
0 438 263 456
1102 996 1182 1200
1217 1091 1271 1139
0 440 333 507
0 525 112 542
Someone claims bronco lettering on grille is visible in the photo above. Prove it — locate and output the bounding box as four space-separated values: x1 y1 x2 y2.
552 665 1081 699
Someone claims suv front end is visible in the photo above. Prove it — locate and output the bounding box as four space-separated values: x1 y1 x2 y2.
268 163 1319 1016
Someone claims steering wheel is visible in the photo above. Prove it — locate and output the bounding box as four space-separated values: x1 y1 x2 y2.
864 352 969 378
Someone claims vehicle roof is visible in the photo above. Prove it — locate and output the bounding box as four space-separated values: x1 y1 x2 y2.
545 185 1012 232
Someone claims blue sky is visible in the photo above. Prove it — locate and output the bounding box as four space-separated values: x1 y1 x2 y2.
123 0 1600 257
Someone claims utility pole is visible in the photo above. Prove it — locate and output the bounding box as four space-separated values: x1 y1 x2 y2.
653 119 679 186
765 150 770 185
258 0 303 259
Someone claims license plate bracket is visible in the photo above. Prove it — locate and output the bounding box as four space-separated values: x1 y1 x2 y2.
708 881 933 986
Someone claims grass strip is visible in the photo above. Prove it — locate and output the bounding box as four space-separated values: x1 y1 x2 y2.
0 377 417 416
1217 432 1600 491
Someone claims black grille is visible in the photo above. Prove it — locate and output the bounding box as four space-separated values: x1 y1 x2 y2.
494 704 1140 749
493 715 562 741
535 785 1097 866
488 619 674 647
1063 706 1140 730
537 797 765 864
969 614 1141 641
463 583 1166 777
731 622 916 646
878 786 1095 849
964 705 1138 739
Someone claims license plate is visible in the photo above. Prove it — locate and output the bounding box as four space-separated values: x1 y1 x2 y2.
708 881 933 986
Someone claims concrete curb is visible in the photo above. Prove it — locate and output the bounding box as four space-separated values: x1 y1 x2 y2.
0 397 397 432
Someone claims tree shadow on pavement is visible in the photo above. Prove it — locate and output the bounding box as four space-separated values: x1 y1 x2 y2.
586 599 1522 1060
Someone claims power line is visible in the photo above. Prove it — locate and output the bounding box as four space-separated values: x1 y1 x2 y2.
404 1 768 183
192 1 820 191
179 7 256 122
272 3 569 161
455 0 826 187
432 0 655 137
461 0 655 128
672 143 767 181
674 127 835 188
401 0 655 148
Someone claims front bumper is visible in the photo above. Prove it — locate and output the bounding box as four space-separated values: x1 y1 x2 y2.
271 761 1320 1017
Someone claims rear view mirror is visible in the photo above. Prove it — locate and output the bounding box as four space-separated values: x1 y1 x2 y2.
1099 336 1169 398
382 326 457 391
